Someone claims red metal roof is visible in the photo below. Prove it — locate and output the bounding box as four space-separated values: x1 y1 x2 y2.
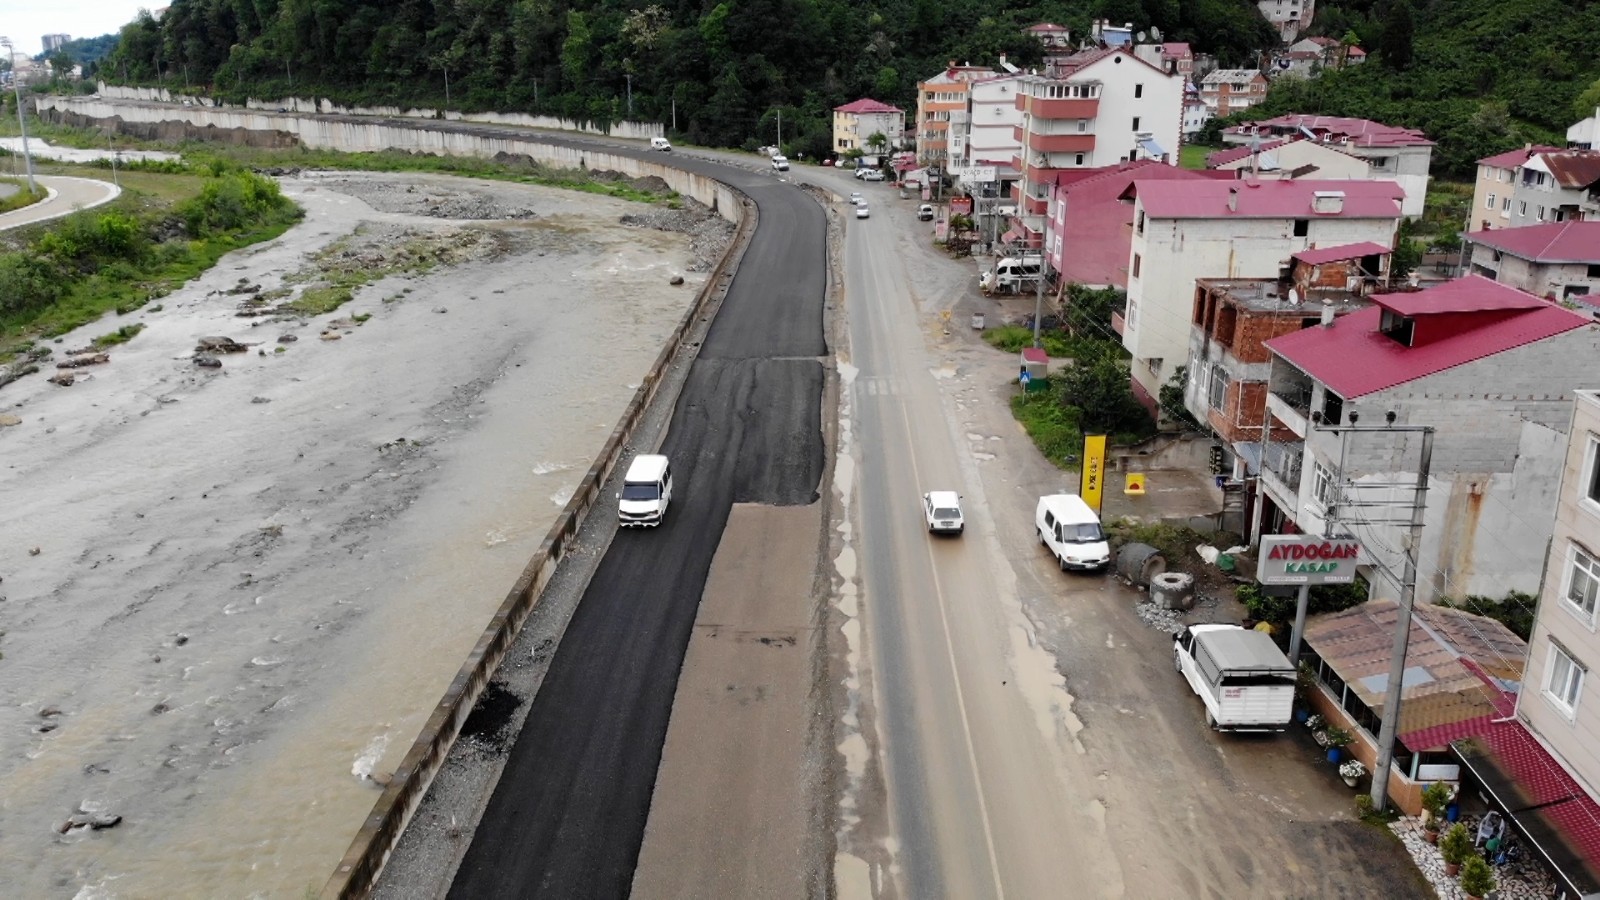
1227 114 1434 148
1292 241 1392 265
834 98 903 115
1026 22 1069 32
1047 161 1229 288
1206 140 1284 168
1021 347 1049 364
1266 276 1592 397
1161 42 1193 58
1477 144 1562 170
1127 179 1405 219
1467 221 1600 264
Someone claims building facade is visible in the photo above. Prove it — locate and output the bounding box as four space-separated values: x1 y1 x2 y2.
965 75 1024 171
1043 161 1227 289
1465 221 1600 304
1470 145 1561 232
1120 179 1404 410
1259 277 1600 604
1506 150 1600 228
1200 69 1268 117
915 64 993 166
1008 47 1184 248
832 98 906 157
1257 0 1315 40
1208 136 1372 182
1224 115 1435 217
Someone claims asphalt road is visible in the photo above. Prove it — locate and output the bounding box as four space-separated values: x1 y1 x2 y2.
446 163 828 896
0 174 120 231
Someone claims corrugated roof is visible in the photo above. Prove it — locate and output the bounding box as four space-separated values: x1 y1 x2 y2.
1537 150 1600 189
1048 161 1228 288
1292 241 1392 265
1207 140 1284 168
1228 114 1434 148
1303 599 1524 738
1161 42 1193 58
1202 69 1265 84
1128 179 1405 219
834 98 902 114
1266 277 1591 397
1477 144 1562 170
1469 222 1600 263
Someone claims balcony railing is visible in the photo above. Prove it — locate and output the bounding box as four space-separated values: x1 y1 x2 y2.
1269 383 1312 415
1262 440 1304 490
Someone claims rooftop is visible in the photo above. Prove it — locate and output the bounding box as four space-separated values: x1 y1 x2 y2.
1160 42 1193 58
1467 221 1600 264
1266 276 1592 397
1227 114 1435 148
1292 241 1393 265
1534 150 1600 189
1207 139 1285 168
1196 277 1371 313
1048 161 1230 288
1202 68 1265 83
1304 598 1524 742
835 98 902 115
1125 179 1406 219
1478 144 1563 170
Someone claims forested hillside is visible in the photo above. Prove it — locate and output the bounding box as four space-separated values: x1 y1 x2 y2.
1234 0 1600 176
99 0 1271 156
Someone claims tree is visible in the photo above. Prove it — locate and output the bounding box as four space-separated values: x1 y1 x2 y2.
865 131 888 155
1053 344 1151 438
1576 76 1600 121
1377 0 1415 72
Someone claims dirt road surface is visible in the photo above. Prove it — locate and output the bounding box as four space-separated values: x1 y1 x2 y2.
0 171 709 897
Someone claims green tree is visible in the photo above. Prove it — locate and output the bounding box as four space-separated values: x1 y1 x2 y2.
1053 344 1150 438
1377 0 1415 72
1576 77 1600 121
561 11 595 92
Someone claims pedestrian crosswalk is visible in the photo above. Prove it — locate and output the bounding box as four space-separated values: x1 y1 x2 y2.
853 376 899 397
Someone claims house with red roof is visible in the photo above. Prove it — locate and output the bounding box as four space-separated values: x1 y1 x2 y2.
1132 42 1194 79
1024 22 1072 49
1465 221 1600 306
1507 149 1600 229
1119 178 1404 412
832 98 905 159
1004 46 1184 252
1471 144 1563 232
1223 115 1434 216
1258 275 1600 606
1207 136 1371 184
915 64 997 166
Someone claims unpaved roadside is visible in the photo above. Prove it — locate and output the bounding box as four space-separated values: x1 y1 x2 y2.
0 170 722 897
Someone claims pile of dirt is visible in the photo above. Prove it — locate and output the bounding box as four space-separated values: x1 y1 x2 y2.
618 198 736 273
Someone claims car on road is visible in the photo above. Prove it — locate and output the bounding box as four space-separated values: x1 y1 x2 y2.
861 169 885 182
922 491 964 534
650 137 673 151
855 205 870 219
1174 624 1297 731
1036 493 1110 571
917 204 935 221
771 155 790 171
849 192 864 206
617 454 674 527
854 166 870 180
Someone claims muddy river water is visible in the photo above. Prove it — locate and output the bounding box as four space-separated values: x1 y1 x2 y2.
0 172 707 897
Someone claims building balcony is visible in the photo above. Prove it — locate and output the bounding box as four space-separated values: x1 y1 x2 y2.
1258 439 1305 514
1022 194 1048 215
1265 388 1310 439
1111 311 1125 335
1015 95 1100 120
1016 128 1096 154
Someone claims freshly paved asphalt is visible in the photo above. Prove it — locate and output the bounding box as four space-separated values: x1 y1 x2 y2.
446 154 828 897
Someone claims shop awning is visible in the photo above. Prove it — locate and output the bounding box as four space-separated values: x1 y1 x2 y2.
1452 722 1600 899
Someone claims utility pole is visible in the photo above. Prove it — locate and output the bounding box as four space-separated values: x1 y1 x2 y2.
0 37 37 193
1033 261 1047 347
671 96 676 132
625 73 632 116
777 109 782 150
1314 412 1436 813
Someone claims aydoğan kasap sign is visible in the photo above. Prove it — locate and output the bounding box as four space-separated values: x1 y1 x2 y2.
1256 535 1363 586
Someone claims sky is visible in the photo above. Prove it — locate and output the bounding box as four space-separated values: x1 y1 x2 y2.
4 1 150 57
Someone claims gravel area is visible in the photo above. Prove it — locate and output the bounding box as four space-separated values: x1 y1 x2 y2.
1392 815 1562 900
620 196 736 273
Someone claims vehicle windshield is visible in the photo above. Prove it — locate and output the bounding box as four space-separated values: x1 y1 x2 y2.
1065 523 1104 543
621 483 660 501
933 507 961 520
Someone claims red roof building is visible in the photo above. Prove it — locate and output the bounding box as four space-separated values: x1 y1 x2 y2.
1226 114 1434 149
1464 221 1600 309
1123 178 1405 221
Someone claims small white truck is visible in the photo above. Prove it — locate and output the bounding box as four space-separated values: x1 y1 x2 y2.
1173 624 1296 732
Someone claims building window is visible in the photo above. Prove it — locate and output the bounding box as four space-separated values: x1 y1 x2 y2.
1136 211 1145 235
1075 153 1085 165
1545 641 1585 718
1131 253 1142 278
1585 434 1600 508
1207 366 1229 411
1567 544 1600 622
1486 193 1496 209
1293 219 1309 237
1135 84 1144 99
1312 461 1337 509
1537 205 1546 221
1520 201 1528 217
1588 264 1600 278
1078 119 1087 132
1502 196 1511 211
1132 116 1142 131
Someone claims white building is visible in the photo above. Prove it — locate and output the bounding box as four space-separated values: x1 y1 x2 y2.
1570 106 1600 149
1119 179 1404 408
1506 150 1600 228
832 98 906 157
1224 115 1434 217
1257 0 1315 40
1259 278 1600 604
965 75 1024 171
1207 137 1372 182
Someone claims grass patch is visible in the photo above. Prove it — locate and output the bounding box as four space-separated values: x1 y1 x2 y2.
1010 382 1082 470
0 178 48 214
982 324 1100 360
1179 143 1212 170
92 323 146 347
290 284 356 315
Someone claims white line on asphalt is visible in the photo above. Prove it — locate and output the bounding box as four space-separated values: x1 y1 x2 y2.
894 399 1007 900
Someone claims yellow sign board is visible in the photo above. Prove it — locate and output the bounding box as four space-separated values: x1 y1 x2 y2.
1125 472 1147 495
1080 434 1107 513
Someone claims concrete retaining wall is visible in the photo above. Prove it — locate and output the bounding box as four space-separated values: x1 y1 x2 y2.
92 83 662 139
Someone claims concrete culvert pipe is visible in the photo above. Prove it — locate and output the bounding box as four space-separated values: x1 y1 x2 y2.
1116 542 1167 587
1149 572 1195 610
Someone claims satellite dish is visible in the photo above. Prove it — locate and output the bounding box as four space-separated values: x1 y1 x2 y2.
1150 26 1163 41
1136 31 1148 42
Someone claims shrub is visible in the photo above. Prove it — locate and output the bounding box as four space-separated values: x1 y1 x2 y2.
1440 823 1473 865
1437 591 1535 641
1458 855 1495 897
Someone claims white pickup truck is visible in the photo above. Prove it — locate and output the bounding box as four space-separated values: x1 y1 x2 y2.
1174 624 1296 732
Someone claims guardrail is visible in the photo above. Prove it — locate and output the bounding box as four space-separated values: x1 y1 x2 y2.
320 186 757 900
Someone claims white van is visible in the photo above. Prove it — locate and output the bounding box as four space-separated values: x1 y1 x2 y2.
617 454 673 527
650 137 673 152
1035 494 1110 571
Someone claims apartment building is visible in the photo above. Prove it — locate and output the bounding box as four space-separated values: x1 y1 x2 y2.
1200 69 1268 117
965 75 1024 172
1257 0 1315 40
1207 137 1371 181
1120 179 1404 410
1043 161 1227 289
1506 150 1600 228
1465 221 1600 304
832 98 905 156
1224 115 1434 216
1006 46 1183 249
1259 277 1600 603
1470 145 1562 231
915 63 993 165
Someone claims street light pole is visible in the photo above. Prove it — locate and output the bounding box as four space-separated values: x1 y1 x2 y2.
625 73 633 116
1 38 37 193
